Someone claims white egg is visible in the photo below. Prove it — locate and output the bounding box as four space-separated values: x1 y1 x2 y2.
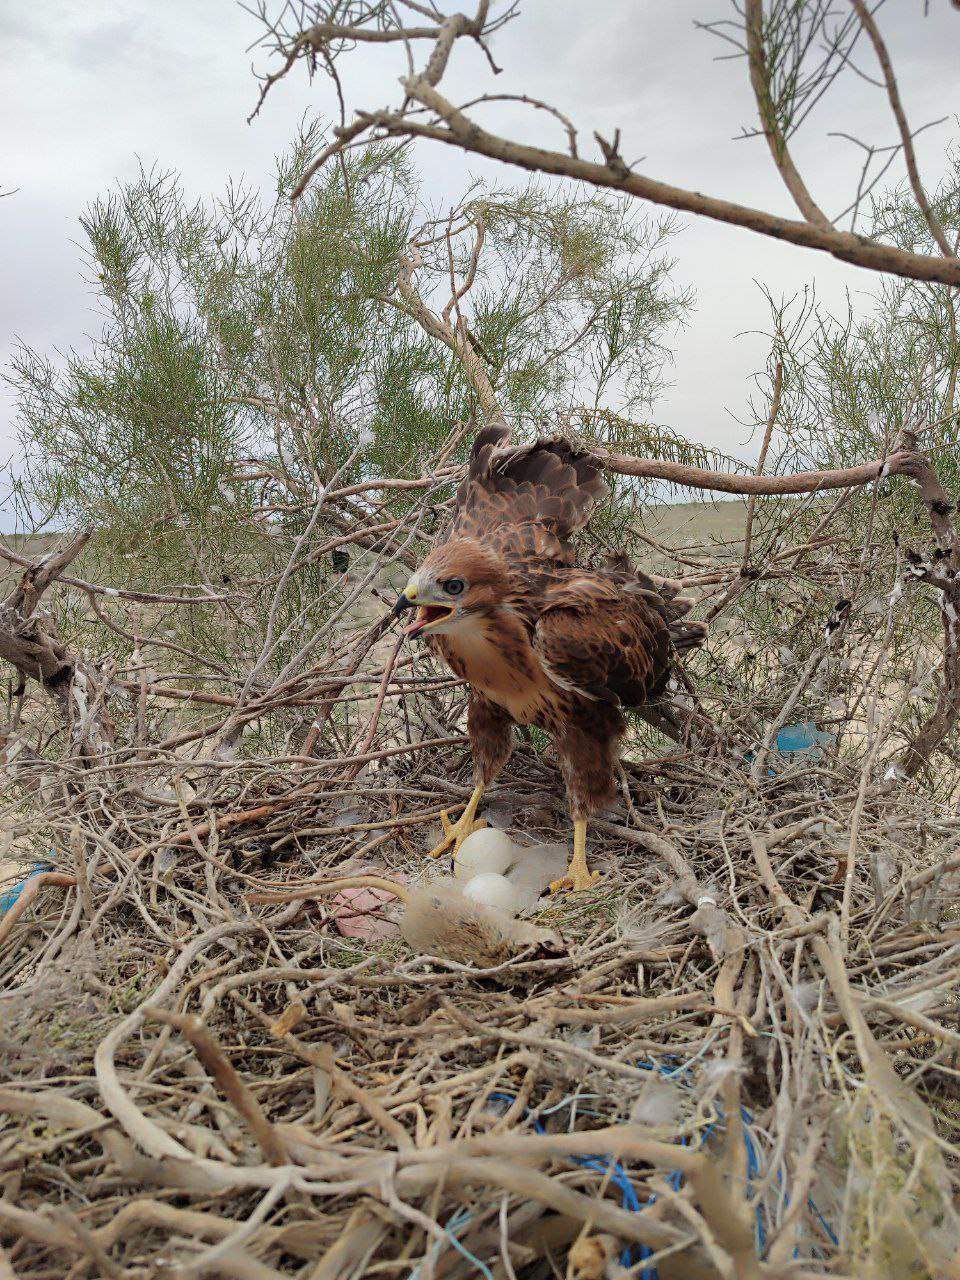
463 872 520 916
453 827 516 881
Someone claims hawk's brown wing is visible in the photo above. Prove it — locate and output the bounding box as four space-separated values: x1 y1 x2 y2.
450 424 608 568
532 573 673 708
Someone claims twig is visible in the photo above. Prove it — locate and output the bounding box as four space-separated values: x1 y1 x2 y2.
144 1007 290 1166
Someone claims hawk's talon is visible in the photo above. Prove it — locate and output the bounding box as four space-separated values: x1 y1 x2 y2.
425 785 486 859
549 867 600 894
549 817 597 892
426 812 487 859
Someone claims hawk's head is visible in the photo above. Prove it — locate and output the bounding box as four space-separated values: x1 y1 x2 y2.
393 539 510 638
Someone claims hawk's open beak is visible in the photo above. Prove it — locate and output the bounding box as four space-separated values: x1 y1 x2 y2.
392 590 453 637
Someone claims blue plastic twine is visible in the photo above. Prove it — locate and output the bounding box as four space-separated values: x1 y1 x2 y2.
486 1054 838 1279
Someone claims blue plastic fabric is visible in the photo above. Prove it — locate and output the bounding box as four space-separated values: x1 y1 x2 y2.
0 862 52 917
774 722 833 754
744 721 835 774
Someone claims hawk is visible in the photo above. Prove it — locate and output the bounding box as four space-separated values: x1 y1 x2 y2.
393 423 705 891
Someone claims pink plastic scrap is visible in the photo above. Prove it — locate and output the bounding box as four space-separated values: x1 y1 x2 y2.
330 872 402 940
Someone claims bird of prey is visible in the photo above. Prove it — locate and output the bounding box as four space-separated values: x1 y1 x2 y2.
393 423 705 891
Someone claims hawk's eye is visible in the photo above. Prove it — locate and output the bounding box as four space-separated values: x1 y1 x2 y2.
443 577 465 596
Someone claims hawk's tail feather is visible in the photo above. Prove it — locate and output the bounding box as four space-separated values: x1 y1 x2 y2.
669 619 708 651
604 552 704 638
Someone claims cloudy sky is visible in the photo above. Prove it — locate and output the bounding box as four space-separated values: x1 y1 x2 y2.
3 1 959 497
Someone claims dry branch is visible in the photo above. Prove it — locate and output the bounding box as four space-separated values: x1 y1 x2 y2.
253 0 960 286
0 534 95 712
144 1007 291 1166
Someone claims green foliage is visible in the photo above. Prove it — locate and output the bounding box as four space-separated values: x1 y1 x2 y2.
770 154 960 485
10 125 690 544
762 160 960 619
5 124 691 697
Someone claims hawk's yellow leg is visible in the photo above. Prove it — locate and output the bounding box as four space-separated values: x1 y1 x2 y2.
426 784 486 859
549 819 600 893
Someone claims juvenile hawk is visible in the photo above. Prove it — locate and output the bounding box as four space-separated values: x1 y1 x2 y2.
394 423 705 890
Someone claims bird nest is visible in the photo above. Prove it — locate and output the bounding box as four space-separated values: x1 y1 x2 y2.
3 724 960 1279
3 426 960 1276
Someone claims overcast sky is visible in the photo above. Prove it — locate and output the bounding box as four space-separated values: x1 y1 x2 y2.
3 1 959 493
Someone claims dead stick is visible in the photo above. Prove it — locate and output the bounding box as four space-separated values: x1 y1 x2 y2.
173 734 466 845
0 872 77 949
236 995 414 1150
245 874 410 906
342 634 404 780
144 1008 290 1167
